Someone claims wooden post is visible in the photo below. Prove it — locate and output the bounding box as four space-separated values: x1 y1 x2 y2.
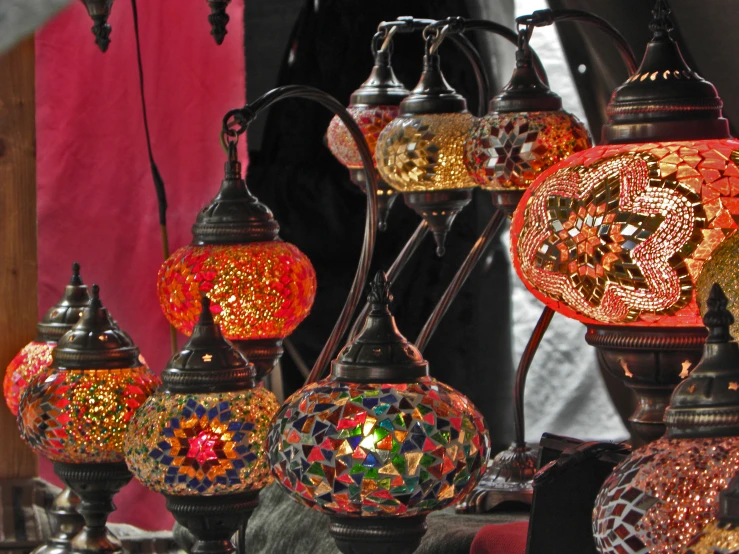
0 37 39 479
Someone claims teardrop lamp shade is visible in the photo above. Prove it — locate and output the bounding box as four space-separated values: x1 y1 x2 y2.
328 106 400 169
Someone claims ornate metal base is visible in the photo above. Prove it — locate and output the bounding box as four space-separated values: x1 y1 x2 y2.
232 339 284 381
53 462 132 554
165 490 260 554
350 169 399 232
403 190 473 257
32 486 84 554
456 444 537 513
489 189 525 218
328 515 427 554
585 325 707 444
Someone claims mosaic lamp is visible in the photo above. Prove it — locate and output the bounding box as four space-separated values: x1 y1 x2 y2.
593 283 739 554
464 38 591 215
158 143 317 379
17 285 159 554
327 45 409 231
125 296 278 554
5 263 89 417
510 0 739 442
267 271 490 554
685 472 739 553
80 0 114 52
376 44 479 256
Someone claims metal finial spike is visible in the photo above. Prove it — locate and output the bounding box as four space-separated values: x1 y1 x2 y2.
207 0 231 45
649 0 674 38
91 284 100 300
91 15 112 53
432 231 448 257
70 262 83 286
704 282 734 343
198 295 215 326
368 271 392 306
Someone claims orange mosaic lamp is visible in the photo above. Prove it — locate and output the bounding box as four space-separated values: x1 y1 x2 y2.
4 262 89 417
509 2 736 442
158 143 317 379
327 47 409 231
17 285 158 554
464 44 591 215
125 297 278 554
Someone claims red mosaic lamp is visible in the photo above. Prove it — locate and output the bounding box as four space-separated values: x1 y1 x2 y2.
464 38 592 216
125 296 278 554
158 143 317 379
593 283 739 554
17 285 159 554
267 272 490 554
4 263 89 417
510 0 739 442
327 45 409 231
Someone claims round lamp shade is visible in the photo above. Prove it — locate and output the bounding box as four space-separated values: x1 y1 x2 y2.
327 106 400 169
157 241 316 340
124 389 278 495
376 113 479 193
4 342 55 416
18 365 159 464
511 139 739 326
465 110 591 191
592 435 739 554
267 377 490 517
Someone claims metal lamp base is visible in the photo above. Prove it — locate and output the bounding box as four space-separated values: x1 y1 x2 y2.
32 486 84 554
328 515 427 554
53 462 132 554
165 490 260 554
403 190 473 257
456 444 537 513
350 169 399 232
585 325 707 444
232 339 284 381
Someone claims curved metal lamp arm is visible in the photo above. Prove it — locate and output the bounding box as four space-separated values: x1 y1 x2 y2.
513 306 554 447
416 209 507 352
517 9 638 75
425 17 549 87
221 85 378 385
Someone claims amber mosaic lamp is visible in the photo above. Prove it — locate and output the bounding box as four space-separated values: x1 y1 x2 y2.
510 0 739 442
376 36 479 256
593 284 739 554
268 272 490 554
125 297 278 554
158 142 317 379
327 40 409 231
17 285 158 554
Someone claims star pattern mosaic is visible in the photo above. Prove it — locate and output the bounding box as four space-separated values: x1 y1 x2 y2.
465 110 591 190
510 140 739 326
18 366 159 464
592 436 739 554
125 389 278 496
327 105 399 169
267 377 490 517
4 341 55 416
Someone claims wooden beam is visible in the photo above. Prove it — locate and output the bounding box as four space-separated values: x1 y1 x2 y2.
0 37 38 479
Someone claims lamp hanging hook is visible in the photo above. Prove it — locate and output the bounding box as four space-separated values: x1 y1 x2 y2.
426 24 449 55
378 25 398 54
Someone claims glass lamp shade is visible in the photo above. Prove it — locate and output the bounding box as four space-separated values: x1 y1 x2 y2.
376 113 479 193
124 389 278 495
592 435 739 554
267 377 490 517
697 232 739 338
157 242 316 340
464 110 591 191
327 106 400 169
510 139 739 326
18 365 159 464
4 341 55 416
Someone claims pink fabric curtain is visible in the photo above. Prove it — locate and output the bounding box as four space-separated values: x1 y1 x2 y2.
36 0 245 530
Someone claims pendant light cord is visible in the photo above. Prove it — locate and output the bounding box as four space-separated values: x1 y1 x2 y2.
130 0 178 355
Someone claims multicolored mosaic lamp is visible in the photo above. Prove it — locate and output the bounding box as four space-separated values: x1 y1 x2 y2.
376 45 479 256
267 271 490 554
464 42 591 215
80 0 114 52
125 296 278 554
327 46 409 231
510 1 738 442
4 263 89 417
17 285 158 554
593 283 739 554
158 143 317 379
